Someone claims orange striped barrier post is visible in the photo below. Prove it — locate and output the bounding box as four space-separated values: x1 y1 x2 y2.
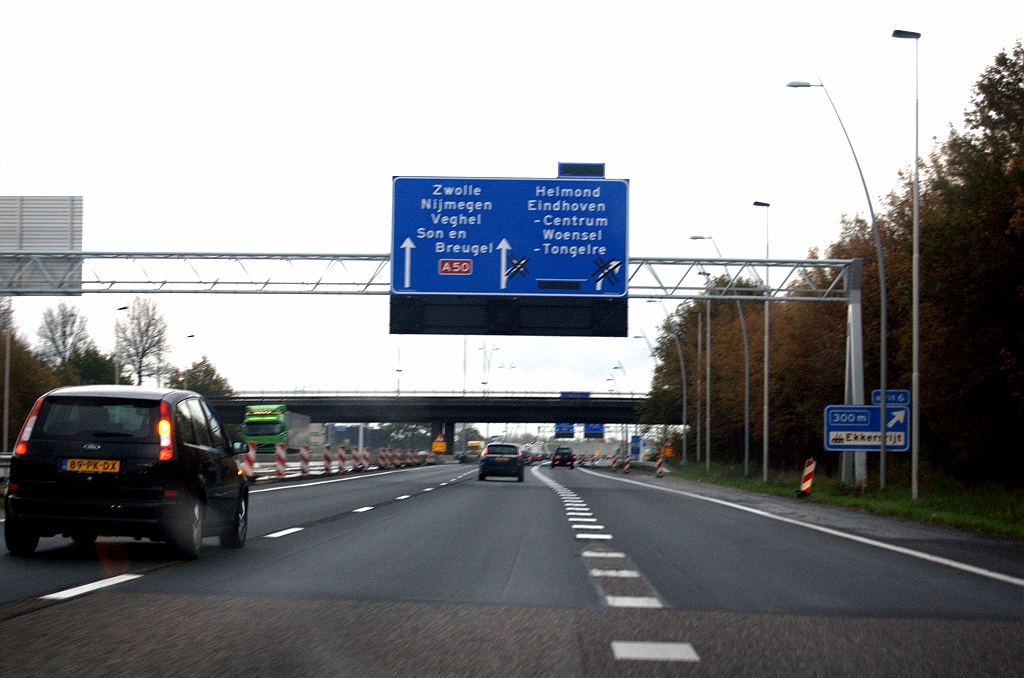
796 458 817 497
275 443 286 477
623 455 630 474
299 445 311 475
323 445 333 474
338 445 347 472
656 454 664 477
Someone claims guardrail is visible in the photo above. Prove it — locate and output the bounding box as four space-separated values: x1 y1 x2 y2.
229 389 644 399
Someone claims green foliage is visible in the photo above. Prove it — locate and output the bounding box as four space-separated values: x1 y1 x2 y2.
0 332 59 451
165 356 234 396
379 422 432 449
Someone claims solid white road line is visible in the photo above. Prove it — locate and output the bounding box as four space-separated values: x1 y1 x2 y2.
611 641 699 662
591 569 640 578
606 596 664 608
582 551 626 558
353 506 374 513
40 574 144 601
579 468 1024 589
264 527 304 538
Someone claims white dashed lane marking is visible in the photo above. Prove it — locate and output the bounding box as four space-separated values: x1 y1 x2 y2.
576 533 613 540
591 569 640 578
568 517 597 522
612 641 699 662
396 495 411 500
264 527 304 538
353 506 374 513
40 574 144 601
572 524 605 530
606 596 664 608
582 551 625 558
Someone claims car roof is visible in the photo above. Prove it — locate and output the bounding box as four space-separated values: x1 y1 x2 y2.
44 385 194 401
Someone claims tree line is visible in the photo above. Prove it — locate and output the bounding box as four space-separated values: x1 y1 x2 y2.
0 296 233 450
641 42 1024 486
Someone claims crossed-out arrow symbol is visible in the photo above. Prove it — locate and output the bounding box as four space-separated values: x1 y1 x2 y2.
591 257 621 291
506 253 529 280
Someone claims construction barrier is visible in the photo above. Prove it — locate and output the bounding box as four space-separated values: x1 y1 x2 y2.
338 446 348 472
623 456 630 474
656 455 664 477
300 445 310 475
363 448 370 472
323 444 333 474
275 443 286 477
427 451 436 464
244 442 256 477
796 458 816 497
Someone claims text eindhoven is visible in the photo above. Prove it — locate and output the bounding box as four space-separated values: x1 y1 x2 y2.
413 183 612 259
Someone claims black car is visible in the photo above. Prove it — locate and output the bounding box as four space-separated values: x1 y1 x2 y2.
4 385 250 558
478 443 524 482
551 446 575 468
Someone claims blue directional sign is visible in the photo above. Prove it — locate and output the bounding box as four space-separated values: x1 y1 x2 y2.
871 389 911 406
554 423 575 439
392 177 628 297
583 423 605 439
823 404 911 452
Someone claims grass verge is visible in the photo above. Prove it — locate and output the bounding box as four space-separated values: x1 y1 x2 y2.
649 460 1024 541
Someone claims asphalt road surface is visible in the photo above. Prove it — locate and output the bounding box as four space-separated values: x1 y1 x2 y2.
3 462 1023 677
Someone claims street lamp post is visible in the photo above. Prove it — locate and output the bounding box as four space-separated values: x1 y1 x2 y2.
183 334 195 390
753 202 771 482
788 79 888 489
894 28 922 499
638 309 688 463
113 305 128 385
698 272 711 473
691 234 752 476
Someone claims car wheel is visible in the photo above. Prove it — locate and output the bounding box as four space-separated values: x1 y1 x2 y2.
4 510 39 557
517 473 524 482
220 488 248 549
169 494 205 559
478 473 486 481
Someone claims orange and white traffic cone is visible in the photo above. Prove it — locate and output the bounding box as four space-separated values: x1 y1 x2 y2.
796 458 817 497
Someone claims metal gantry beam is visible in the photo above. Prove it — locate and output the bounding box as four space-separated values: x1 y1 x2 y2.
0 251 856 302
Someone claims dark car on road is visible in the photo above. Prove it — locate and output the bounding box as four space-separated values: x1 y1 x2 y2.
3 385 250 558
478 443 524 482
551 446 575 468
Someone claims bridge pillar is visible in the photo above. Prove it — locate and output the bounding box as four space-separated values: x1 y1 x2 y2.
431 421 456 455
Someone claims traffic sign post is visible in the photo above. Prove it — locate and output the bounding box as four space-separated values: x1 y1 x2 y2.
824 404 910 452
392 177 628 297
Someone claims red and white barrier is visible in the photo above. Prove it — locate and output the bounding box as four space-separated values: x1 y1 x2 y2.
244 442 256 477
300 445 310 475
275 443 286 477
324 444 333 474
406 449 413 467
623 456 631 474
427 451 436 464
656 455 664 477
363 447 370 472
796 458 816 497
338 446 347 472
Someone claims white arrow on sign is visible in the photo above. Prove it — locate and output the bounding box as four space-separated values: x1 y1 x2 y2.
401 238 415 288
498 238 512 289
887 409 906 428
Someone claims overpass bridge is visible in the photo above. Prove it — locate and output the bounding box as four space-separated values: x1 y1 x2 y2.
206 391 649 449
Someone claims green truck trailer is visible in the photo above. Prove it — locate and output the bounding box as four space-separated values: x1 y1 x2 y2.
242 404 311 455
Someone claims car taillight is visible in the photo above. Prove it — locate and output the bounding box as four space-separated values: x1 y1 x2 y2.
14 396 45 455
158 401 173 460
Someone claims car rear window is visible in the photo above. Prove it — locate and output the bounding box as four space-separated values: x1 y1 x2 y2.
34 396 160 442
486 445 518 455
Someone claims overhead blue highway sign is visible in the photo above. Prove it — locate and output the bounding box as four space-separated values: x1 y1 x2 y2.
872 389 911 406
823 404 910 452
392 177 628 297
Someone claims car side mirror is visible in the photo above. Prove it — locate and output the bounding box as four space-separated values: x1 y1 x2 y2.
232 441 247 454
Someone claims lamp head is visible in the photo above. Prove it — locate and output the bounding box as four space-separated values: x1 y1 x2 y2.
892 29 921 39
753 201 770 207
786 81 813 88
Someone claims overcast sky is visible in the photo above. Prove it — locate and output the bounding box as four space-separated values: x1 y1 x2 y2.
2 1 1021 402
